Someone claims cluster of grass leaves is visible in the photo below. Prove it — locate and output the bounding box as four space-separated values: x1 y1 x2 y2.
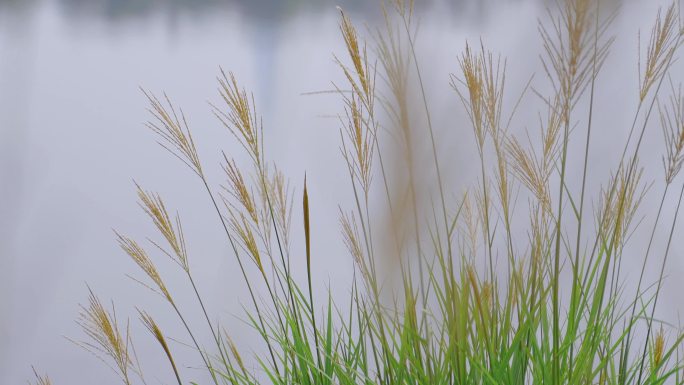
31 0 684 384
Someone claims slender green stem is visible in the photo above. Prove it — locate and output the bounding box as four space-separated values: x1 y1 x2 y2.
636 181 684 385
200 176 281 377
169 301 219 385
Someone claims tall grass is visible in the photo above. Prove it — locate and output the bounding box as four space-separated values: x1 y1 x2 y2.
31 0 684 384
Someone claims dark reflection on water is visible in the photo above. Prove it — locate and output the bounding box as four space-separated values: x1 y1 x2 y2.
0 0 508 26
0 0 395 22
56 0 374 21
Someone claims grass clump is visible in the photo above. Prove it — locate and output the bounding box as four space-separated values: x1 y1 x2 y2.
31 0 684 384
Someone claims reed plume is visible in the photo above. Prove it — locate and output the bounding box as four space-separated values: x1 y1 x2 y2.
75 290 140 385
136 184 189 273
116 234 173 304
640 3 681 101
139 311 182 385
144 91 203 177
215 69 262 167
661 81 684 184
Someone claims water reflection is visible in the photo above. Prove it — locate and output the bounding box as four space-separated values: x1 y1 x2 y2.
0 0 381 23
0 0 524 25
57 0 375 21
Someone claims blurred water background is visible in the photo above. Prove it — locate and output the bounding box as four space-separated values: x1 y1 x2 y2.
1 0 683 383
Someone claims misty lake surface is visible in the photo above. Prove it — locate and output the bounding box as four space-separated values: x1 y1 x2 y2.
1 0 683 383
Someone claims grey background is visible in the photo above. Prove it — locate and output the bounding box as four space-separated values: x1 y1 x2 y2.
1 0 682 383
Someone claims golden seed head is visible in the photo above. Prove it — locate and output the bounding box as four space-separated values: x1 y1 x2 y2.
597 163 644 248
339 10 372 103
77 290 135 384
455 43 486 149
459 193 480 256
144 90 203 177
481 281 493 307
539 0 611 119
215 69 262 166
116 233 173 304
139 310 179 381
140 311 164 347
136 184 189 273
652 327 665 371
507 137 551 212
339 209 369 283
223 159 259 224
342 95 375 194
230 213 264 276
258 164 292 251
640 3 679 101
453 41 507 166
660 83 684 183
225 332 247 374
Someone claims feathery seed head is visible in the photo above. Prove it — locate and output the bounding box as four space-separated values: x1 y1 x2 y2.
507 137 551 212
481 50 506 141
223 159 259 224
660 82 684 184
640 3 680 101
144 90 203 177
455 43 486 150
139 310 181 383
565 0 592 77
336 8 377 197
342 96 375 194
260 165 292 249
541 99 563 164
136 184 189 273
230 212 264 276
116 233 173 304
453 42 507 156
215 70 262 166
529 204 552 271
652 327 666 373
226 332 247 375
540 0 611 120
339 9 372 105
387 0 414 19
495 144 511 216
481 281 493 308
597 164 645 247
459 193 480 256
139 311 167 352
340 209 369 283
77 290 135 385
